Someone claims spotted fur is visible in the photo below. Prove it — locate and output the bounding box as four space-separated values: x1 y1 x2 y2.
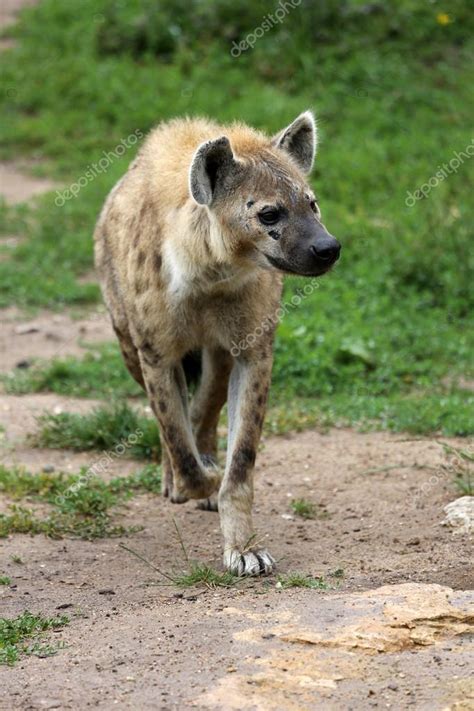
94 111 339 575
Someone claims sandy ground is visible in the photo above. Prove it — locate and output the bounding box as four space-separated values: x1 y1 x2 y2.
0 162 57 204
1 1 473 707
0 306 113 372
0 310 473 710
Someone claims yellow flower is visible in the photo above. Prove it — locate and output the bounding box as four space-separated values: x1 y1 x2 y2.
436 12 452 25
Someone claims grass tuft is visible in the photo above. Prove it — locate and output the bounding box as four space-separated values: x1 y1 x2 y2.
290 498 317 520
276 573 328 590
31 402 160 460
2 343 142 399
0 611 69 665
173 564 241 589
442 443 474 496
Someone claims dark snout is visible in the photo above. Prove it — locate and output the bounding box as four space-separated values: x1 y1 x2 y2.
310 235 341 267
263 220 341 277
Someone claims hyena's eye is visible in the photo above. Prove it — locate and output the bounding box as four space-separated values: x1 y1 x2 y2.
309 200 321 217
258 208 281 226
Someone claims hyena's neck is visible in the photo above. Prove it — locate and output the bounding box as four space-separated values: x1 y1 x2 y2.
162 202 257 300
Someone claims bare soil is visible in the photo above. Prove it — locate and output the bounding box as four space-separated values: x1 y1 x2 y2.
0 306 112 373
1 367 473 709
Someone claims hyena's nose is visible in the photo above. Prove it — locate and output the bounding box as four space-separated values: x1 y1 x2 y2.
310 237 341 263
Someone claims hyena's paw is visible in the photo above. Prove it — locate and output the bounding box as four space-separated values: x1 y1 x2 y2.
170 491 189 504
172 468 221 502
196 494 218 512
224 548 276 577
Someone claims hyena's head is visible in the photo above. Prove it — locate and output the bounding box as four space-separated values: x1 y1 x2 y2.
189 111 341 277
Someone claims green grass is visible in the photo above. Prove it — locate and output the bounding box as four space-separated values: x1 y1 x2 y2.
290 498 318 520
0 463 161 539
0 611 69 665
2 342 142 399
443 443 474 496
173 564 241 589
5 346 472 437
0 576 11 586
119 542 242 588
0 0 472 436
276 573 329 590
31 402 160 460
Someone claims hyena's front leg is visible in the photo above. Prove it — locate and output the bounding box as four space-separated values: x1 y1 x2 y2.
139 352 220 502
219 354 275 576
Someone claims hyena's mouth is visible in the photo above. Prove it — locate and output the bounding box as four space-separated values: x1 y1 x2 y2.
263 252 331 277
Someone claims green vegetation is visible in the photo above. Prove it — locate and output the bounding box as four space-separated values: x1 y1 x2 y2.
0 0 472 435
0 576 11 586
173 564 241 589
290 498 318 519
0 463 161 539
3 343 142 399
31 402 159 460
277 573 328 590
443 443 474 496
0 611 69 665
119 542 242 588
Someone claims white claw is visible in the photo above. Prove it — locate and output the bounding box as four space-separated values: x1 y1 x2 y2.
224 548 276 577
256 550 276 575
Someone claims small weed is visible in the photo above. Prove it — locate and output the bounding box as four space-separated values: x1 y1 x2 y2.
0 611 69 665
290 498 317 520
276 573 328 590
120 543 241 589
31 402 159 460
0 576 11 585
329 568 345 579
10 555 23 564
173 564 241 589
441 443 474 497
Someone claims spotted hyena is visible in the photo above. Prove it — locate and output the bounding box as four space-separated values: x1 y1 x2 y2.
94 111 340 575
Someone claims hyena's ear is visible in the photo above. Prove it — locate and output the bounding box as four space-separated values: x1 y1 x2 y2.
272 111 317 174
189 136 237 205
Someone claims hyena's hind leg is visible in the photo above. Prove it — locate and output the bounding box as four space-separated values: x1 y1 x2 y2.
113 322 168 494
190 348 233 511
113 321 146 390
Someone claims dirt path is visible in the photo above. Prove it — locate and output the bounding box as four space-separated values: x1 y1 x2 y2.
0 307 112 373
0 162 57 205
1 402 473 709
